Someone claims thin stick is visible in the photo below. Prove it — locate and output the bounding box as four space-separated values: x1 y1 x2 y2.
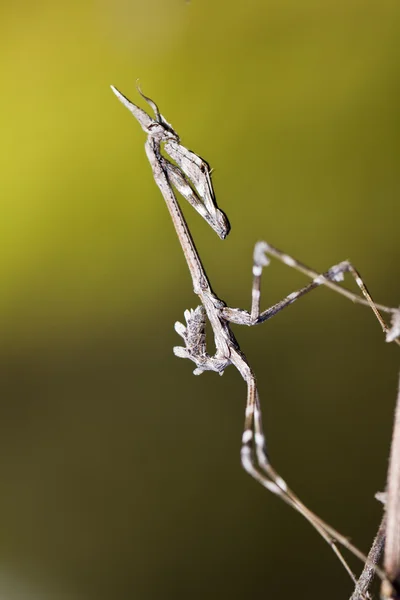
382 373 400 599
350 514 386 600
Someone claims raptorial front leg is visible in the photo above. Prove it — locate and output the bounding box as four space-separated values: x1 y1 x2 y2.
173 306 230 375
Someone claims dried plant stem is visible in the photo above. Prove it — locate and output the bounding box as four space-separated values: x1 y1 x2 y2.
350 514 386 600
381 373 400 599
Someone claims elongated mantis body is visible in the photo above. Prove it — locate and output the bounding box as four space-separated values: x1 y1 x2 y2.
111 84 400 592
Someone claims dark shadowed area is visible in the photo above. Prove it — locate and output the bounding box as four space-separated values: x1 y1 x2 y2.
1 1 400 598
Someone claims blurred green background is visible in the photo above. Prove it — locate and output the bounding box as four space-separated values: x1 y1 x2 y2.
1 1 399 598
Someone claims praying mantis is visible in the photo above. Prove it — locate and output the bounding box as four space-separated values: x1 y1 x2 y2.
111 83 400 594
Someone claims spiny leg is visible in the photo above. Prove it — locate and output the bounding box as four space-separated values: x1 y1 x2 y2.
223 266 356 326
254 242 399 345
240 376 358 581
224 242 400 346
240 373 389 590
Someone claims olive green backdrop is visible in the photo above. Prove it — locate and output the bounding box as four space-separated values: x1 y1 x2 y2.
1 1 399 598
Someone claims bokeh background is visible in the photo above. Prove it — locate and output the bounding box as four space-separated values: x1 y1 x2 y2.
1 1 400 598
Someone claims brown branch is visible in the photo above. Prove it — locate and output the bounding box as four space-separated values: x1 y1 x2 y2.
350 372 400 600
382 372 400 599
349 514 386 600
